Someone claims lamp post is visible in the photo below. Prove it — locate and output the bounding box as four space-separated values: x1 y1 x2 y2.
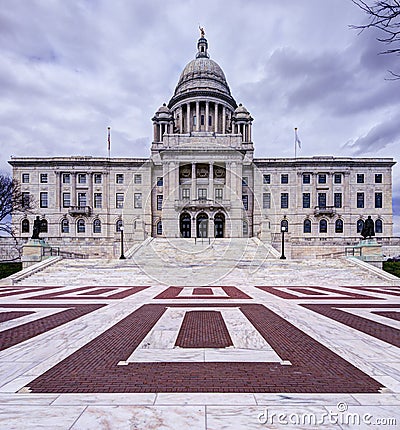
280 225 286 260
119 226 126 260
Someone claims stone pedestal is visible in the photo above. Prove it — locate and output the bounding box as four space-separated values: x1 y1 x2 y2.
21 239 48 269
354 239 383 269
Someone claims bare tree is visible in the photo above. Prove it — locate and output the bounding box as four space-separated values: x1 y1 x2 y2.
351 0 400 79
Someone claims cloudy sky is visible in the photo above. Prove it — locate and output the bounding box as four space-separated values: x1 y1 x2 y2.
0 0 399 233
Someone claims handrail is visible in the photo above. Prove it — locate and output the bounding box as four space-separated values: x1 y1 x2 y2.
42 247 88 259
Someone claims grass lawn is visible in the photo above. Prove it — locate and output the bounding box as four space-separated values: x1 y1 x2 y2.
383 261 400 278
0 262 22 279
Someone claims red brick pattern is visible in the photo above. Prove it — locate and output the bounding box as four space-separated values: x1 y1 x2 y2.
154 286 251 300
303 303 400 347
192 288 213 295
28 304 382 393
372 311 400 322
345 286 400 297
256 286 381 300
175 311 233 348
27 286 149 300
0 304 104 351
0 286 62 298
0 311 34 323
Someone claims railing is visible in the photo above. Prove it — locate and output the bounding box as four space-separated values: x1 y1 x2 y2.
174 199 231 211
345 247 362 257
42 247 88 259
314 206 336 217
68 206 92 216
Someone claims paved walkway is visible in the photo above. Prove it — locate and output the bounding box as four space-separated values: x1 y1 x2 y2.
0 238 399 429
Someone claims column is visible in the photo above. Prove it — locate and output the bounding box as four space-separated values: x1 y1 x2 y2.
179 106 183 133
249 123 252 142
186 103 191 133
55 172 61 210
209 217 214 238
222 106 226 133
192 215 197 238
191 163 196 202
88 172 93 208
208 162 214 202
225 162 231 204
205 101 209 132
71 172 77 206
214 103 219 133
153 123 158 142
196 101 200 131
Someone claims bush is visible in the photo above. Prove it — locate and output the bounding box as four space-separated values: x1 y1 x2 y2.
0 262 22 279
383 261 400 278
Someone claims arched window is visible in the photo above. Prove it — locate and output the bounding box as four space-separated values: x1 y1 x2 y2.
116 219 123 232
93 219 101 233
319 219 327 233
357 219 364 234
156 221 163 235
61 219 69 233
375 219 383 234
303 219 311 233
77 219 85 233
335 219 343 233
40 219 48 233
21 219 30 233
281 219 288 232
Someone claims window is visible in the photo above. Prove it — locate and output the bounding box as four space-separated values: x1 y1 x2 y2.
318 193 326 208
22 173 29 183
303 174 311 184
201 114 205 125
157 221 163 235
134 174 142 184
215 188 223 201
40 173 48 183
242 177 248 186
209 115 212 127
357 219 364 233
193 115 197 126
357 174 364 184
116 193 124 209
263 192 271 209
78 192 87 208
62 193 71 208
243 221 248 237
62 173 70 184
334 193 342 208
318 174 326 184
134 193 142 208
335 219 343 233
302 193 310 209
116 174 124 184
263 174 270 184
281 193 289 209
375 219 383 233
77 219 85 233
198 189 207 200
281 174 288 184
22 192 30 208
157 177 163 187
93 219 101 233
61 219 69 233
116 219 123 232
303 219 311 233
319 219 328 233
21 219 29 233
40 192 48 208
94 173 102 184
242 195 249 210
334 174 342 184
157 195 163 210
375 192 383 208
77 173 86 184
94 193 102 209
281 219 288 232
375 174 382 184
182 188 190 200
40 219 48 233
357 192 364 209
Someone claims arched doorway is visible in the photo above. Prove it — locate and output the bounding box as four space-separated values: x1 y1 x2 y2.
180 212 191 238
214 213 225 238
197 213 208 238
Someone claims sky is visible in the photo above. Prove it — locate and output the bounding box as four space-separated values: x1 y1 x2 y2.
0 0 399 234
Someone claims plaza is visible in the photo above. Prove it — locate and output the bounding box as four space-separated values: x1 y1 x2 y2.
0 237 399 429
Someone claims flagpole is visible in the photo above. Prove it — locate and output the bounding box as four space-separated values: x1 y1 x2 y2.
294 127 297 159
107 127 111 159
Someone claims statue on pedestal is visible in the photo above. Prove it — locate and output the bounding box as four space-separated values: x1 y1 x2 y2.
31 216 41 240
361 215 375 239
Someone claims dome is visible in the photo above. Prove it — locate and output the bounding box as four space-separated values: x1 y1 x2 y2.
234 103 251 119
153 103 173 120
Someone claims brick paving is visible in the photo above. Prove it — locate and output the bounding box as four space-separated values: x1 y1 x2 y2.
154 286 251 300
345 286 400 297
192 288 213 295
0 311 34 323
372 311 400 322
27 303 382 393
0 286 62 298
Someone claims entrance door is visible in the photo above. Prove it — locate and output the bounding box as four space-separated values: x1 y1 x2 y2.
214 213 224 238
197 214 208 238
180 213 191 238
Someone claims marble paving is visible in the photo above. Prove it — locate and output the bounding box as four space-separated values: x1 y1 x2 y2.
0 238 399 429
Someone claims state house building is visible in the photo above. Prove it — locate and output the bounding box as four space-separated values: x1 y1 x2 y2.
10 33 396 257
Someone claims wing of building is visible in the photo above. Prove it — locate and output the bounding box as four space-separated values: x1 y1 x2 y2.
9 33 396 258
